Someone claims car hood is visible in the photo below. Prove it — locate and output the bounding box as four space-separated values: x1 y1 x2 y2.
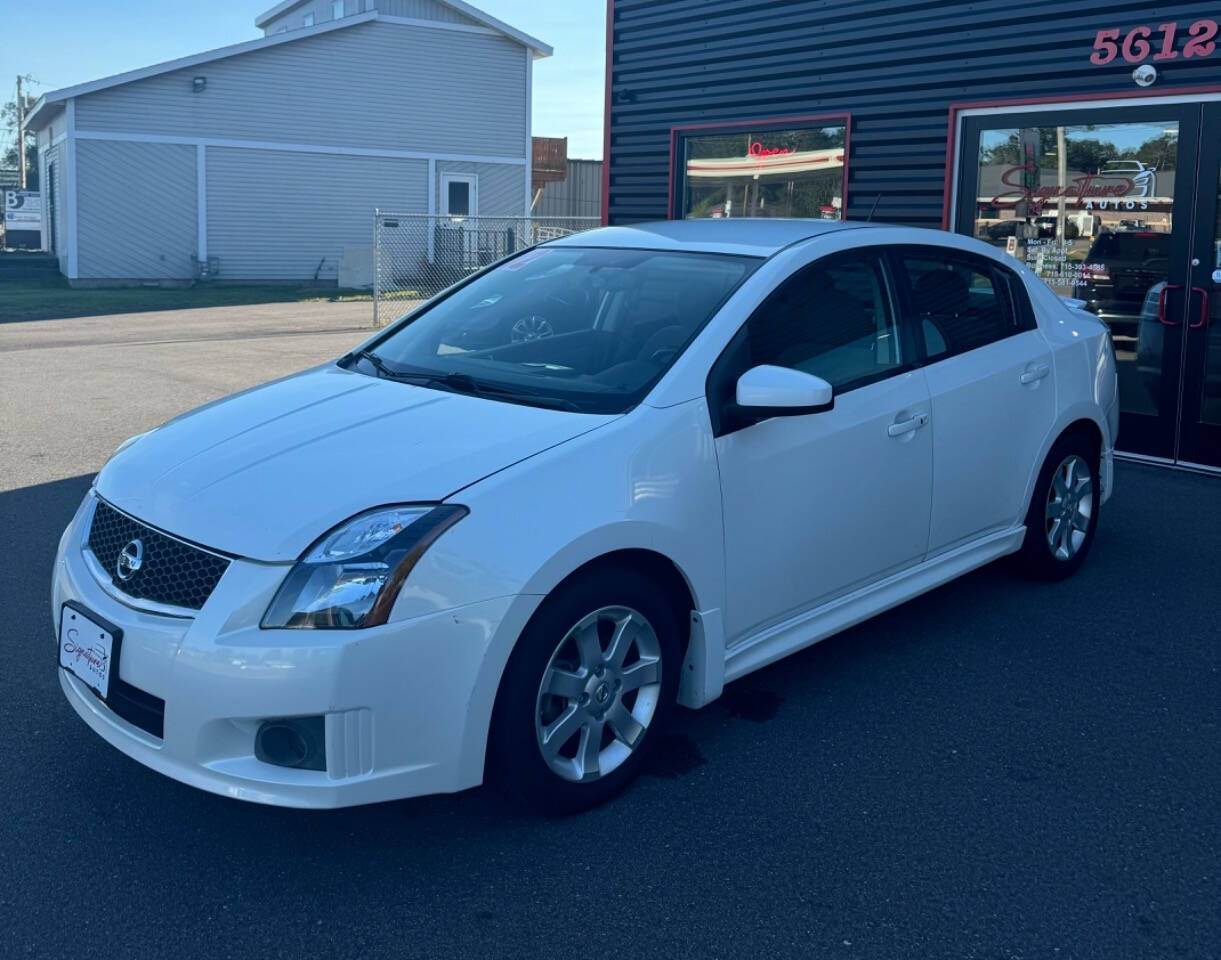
96 364 617 561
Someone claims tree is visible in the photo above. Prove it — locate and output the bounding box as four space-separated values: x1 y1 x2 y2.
2 92 39 190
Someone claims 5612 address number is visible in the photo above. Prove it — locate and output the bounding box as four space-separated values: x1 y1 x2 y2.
1090 21 1218 65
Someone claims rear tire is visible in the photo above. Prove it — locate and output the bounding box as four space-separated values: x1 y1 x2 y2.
1014 431 1100 580
487 562 682 815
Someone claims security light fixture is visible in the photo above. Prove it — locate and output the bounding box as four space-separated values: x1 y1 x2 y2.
192 76 207 93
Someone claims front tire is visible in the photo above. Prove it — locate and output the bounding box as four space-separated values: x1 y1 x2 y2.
487 563 682 814
1015 432 1100 580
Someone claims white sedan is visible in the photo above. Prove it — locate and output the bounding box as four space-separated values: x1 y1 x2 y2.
52 220 1118 813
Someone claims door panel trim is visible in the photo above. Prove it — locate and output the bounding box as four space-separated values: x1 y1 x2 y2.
724 524 1026 683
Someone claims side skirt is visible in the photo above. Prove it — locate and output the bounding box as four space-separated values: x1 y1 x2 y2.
723 526 1027 684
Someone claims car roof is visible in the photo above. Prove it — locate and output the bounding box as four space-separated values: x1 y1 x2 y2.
547 218 875 258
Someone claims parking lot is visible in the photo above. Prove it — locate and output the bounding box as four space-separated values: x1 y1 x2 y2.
2 304 1219 959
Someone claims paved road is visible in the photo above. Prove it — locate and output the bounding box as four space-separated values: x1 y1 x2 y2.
2 307 1219 959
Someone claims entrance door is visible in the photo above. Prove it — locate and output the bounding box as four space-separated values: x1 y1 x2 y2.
955 102 1220 469
1179 102 1221 468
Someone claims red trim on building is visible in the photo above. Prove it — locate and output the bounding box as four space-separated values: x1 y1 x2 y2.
601 0 614 226
665 112 853 220
941 85 1221 230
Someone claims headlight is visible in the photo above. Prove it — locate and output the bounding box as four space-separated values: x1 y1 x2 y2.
261 504 468 629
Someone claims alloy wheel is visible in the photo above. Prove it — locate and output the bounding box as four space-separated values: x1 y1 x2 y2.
534 605 663 783
1044 454 1094 561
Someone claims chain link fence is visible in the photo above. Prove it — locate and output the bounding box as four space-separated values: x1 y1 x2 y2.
373 213 600 326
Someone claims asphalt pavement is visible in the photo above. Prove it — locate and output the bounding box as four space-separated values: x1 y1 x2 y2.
1 305 1218 959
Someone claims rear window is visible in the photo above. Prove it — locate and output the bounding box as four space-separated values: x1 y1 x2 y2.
1088 232 1170 261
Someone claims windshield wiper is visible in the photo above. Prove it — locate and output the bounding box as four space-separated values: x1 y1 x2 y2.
352 357 583 412
351 349 397 379
421 372 584 412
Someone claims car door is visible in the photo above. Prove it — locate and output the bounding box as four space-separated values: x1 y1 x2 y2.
709 247 934 645
890 246 1056 555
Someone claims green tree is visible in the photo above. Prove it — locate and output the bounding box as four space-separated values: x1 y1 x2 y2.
2 92 39 190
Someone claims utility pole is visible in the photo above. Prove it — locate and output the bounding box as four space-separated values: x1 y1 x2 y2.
16 74 26 189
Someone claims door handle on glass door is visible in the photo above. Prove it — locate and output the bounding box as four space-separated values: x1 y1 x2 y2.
1020 363 1050 385
887 413 929 438
1190 287 1210 329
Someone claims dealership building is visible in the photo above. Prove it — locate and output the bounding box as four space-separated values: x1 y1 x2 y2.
604 0 1221 471
25 0 548 287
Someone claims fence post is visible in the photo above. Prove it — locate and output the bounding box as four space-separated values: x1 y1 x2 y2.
372 208 381 328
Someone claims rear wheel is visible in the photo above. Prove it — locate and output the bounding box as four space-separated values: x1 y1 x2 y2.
487 564 682 814
1015 432 1100 580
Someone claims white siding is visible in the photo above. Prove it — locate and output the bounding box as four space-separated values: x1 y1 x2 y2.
262 0 368 35
206 147 427 280
74 21 526 159
375 0 479 25
435 161 524 216
261 0 476 35
76 140 197 279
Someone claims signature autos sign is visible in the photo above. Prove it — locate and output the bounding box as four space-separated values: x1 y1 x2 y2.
3 189 41 232
990 166 1157 215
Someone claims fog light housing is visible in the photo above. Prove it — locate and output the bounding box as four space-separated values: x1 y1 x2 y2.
255 716 326 771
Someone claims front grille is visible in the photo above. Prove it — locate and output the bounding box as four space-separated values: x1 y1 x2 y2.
86 498 230 610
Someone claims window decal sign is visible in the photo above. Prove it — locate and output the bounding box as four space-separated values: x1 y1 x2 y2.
1090 21 1218 65
990 165 1160 214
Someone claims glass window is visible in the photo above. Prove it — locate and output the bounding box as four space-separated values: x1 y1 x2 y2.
303 12 314 25
969 119 1177 417
678 121 848 221
331 0 344 19
446 181 471 217
896 252 1022 359
357 247 760 414
746 253 902 390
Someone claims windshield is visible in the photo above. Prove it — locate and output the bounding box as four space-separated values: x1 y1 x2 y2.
353 246 761 414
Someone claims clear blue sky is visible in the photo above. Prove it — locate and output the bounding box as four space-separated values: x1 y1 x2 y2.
3 0 606 157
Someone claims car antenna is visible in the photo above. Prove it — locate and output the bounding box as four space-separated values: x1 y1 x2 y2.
866 194 882 222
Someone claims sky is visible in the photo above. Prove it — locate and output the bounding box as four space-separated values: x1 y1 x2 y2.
2 0 606 157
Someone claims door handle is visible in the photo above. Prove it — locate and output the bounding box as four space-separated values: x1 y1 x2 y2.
1159 283 1184 327
887 413 929 437
1190 286 1210 329
1020 363 1050 385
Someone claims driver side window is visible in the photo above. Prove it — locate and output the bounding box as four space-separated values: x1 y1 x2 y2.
746 251 903 391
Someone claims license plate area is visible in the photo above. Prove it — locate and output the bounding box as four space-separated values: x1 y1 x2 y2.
59 601 122 700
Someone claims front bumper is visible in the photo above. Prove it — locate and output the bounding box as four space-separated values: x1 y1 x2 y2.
52 494 540 808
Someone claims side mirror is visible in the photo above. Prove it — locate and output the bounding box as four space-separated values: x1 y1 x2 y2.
734 365 834 417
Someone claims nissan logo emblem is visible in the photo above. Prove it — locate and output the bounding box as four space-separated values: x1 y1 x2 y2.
116 539 144 581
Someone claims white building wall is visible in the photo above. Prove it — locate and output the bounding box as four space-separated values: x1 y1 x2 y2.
263 0 476 34
73 21 527 159
206 147 428 280
435 161 525 217
76 140 197 279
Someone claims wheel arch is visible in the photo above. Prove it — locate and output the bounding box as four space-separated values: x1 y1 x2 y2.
1021 410 1110 526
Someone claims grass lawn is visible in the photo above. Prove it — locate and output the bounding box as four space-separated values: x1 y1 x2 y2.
0 277 373 324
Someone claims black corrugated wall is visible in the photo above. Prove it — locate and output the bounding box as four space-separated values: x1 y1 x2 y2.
606 0 1221 225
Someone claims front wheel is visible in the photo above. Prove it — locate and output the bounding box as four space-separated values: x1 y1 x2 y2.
1015 433 1100 580
487 564 682 814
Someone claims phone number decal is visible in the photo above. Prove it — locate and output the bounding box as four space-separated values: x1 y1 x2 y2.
1090 21 1218 65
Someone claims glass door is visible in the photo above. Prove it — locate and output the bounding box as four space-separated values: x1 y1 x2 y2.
1179 102 1221 469
957 105 1201 461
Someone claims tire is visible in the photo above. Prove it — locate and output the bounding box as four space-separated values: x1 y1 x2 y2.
1014 431 1101 580
487 562 683 815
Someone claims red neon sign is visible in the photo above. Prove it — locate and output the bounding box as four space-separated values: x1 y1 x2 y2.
748 141 797 159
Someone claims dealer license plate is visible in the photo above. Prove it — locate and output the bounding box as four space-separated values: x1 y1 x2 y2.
59 603 119 699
